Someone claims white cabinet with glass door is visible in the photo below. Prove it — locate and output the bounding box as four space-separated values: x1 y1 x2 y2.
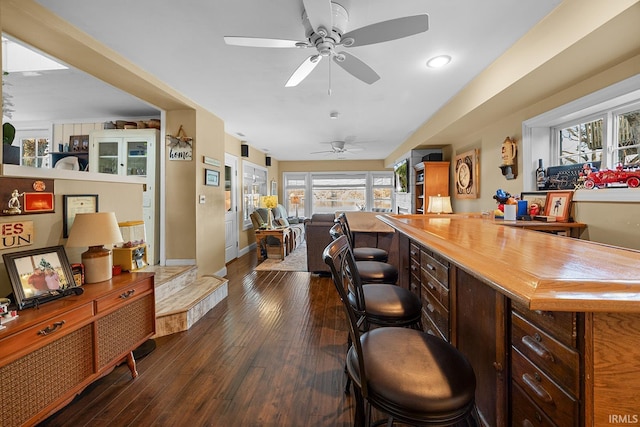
89 129 159 265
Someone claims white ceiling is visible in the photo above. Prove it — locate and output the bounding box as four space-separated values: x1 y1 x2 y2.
13 0 561 161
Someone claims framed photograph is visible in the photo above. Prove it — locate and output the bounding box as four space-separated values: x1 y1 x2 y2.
544 190 574 222
520 191 548 215
205 169 220 186
69 135 89 152
63 194 98 238
454 149 479 199
2 246 78 309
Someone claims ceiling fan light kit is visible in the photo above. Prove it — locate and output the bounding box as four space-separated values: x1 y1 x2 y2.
224 1 429 88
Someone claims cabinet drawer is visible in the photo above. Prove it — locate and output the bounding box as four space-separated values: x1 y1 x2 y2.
0 304 93 365
512 301 577 348
421 286 449 340
95 277 153 313
512 381 559 427
410 242 421 261
421 250 449 287
512 312 579 396
422 310 447 341
512 348 578 426
421 268 449 309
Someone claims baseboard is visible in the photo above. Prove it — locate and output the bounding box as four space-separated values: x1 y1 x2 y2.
214 266 227 277
238 243 256 258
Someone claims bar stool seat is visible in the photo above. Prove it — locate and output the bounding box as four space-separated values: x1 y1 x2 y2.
348 284 421 326
353 247 388 262
355 260 398 284
346 327 477 425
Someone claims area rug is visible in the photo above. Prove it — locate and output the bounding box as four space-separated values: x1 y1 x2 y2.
254 241 307 272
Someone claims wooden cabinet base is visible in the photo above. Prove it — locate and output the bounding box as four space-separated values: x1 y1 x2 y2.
0 272 155 427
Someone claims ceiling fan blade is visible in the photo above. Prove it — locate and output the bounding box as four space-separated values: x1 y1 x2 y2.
340 14 429 47
333 52 380 85
286 54 322 87
302 0 333 34
310 150 334 154
223 36 308 48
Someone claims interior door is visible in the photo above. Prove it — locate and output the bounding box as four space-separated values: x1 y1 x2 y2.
224 154 238 263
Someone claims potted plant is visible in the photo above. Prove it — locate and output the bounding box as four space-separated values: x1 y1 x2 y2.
2 122 20 164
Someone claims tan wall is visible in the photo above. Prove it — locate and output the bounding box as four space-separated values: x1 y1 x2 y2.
0 178 142 298
194 109 226 274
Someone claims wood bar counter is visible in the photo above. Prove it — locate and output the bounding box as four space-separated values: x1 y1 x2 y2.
0 272 155 427
378 214 640 427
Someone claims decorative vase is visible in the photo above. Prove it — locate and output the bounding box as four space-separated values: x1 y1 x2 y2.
266 210 275 229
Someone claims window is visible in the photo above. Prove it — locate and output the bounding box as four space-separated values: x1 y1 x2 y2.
242 161 267 229
523 74 640 202
14 128 51 168
283 171 394 216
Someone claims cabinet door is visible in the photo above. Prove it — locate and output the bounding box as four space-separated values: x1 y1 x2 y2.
125 137 149 176
94 138 121 174
455 268 508 427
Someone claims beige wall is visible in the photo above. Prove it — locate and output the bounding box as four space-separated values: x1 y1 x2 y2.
383 1 640 250
0 178 143 299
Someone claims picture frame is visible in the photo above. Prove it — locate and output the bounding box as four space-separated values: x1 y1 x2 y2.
2 245 78 309
63 194 99 238
270 180 277 196
69 135 89 152
520 191 548 215
544 190 574 222
205 168 219 186
454 148 479 199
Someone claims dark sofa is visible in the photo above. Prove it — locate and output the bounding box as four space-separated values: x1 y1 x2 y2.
304 213 336 274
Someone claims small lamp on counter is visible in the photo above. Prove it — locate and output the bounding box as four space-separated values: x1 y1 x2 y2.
66 212 124 283
260 195 278 229
427 194 453 214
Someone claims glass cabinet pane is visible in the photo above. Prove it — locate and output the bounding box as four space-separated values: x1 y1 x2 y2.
127 140 148 176
97 141 119 174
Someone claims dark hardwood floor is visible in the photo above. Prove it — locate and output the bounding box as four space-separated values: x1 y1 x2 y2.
40 253 355 426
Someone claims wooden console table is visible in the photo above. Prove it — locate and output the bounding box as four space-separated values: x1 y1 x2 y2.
255 227 291 260
0 272 155 427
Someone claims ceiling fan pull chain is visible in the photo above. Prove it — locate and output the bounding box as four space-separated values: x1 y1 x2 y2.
328 59 332 96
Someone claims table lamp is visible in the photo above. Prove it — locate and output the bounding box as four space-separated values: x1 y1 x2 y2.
290 194 300 218
260 195 278 229
427 194 453 214
66 212 124 283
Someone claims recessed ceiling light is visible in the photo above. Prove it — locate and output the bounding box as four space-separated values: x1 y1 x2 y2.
330 111 339 119
426 55 451 68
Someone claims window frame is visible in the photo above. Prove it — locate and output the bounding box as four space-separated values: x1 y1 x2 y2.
523 74 640 203
241 160 268 230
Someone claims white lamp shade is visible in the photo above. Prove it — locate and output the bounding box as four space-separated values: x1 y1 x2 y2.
427 195 453 214
66 212 124 248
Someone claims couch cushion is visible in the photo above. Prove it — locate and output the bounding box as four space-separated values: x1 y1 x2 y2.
310 213 335 223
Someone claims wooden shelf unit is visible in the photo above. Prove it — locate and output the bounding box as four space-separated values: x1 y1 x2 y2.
413 161 450 214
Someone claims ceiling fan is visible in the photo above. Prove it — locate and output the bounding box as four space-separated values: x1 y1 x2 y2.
311 140 363 156
224 0 429 87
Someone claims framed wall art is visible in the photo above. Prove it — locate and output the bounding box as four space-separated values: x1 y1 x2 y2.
2 245 78 309
544 190 574 222
63 194 98 238
205 169 220 186
520 191 548 215
454 149 479 199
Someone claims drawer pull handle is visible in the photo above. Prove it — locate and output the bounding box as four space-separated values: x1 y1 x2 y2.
522 335 555 362
533 310 555 319
522 420 535 427
427 303 435 313
120 289 135 299
410 250 417 257
522 373 553 403
427 281 436 291
38 320 66 336
411 265 417 271
426 263 436 271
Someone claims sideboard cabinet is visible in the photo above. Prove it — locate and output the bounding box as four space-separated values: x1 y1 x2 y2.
0 272 155 427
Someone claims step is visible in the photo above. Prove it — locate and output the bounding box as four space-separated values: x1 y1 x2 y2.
154 275 228 337
141 265 198 302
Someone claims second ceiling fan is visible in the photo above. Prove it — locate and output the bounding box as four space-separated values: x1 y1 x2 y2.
224 0 429 87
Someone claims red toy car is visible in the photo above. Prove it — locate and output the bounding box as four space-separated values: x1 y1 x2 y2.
583 164 640 189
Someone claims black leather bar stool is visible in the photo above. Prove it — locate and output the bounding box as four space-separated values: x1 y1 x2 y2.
330 223 398 284
324 236 480 427
335 213 389 262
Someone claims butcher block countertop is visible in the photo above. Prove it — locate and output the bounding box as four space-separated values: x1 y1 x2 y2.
378 214 640 312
